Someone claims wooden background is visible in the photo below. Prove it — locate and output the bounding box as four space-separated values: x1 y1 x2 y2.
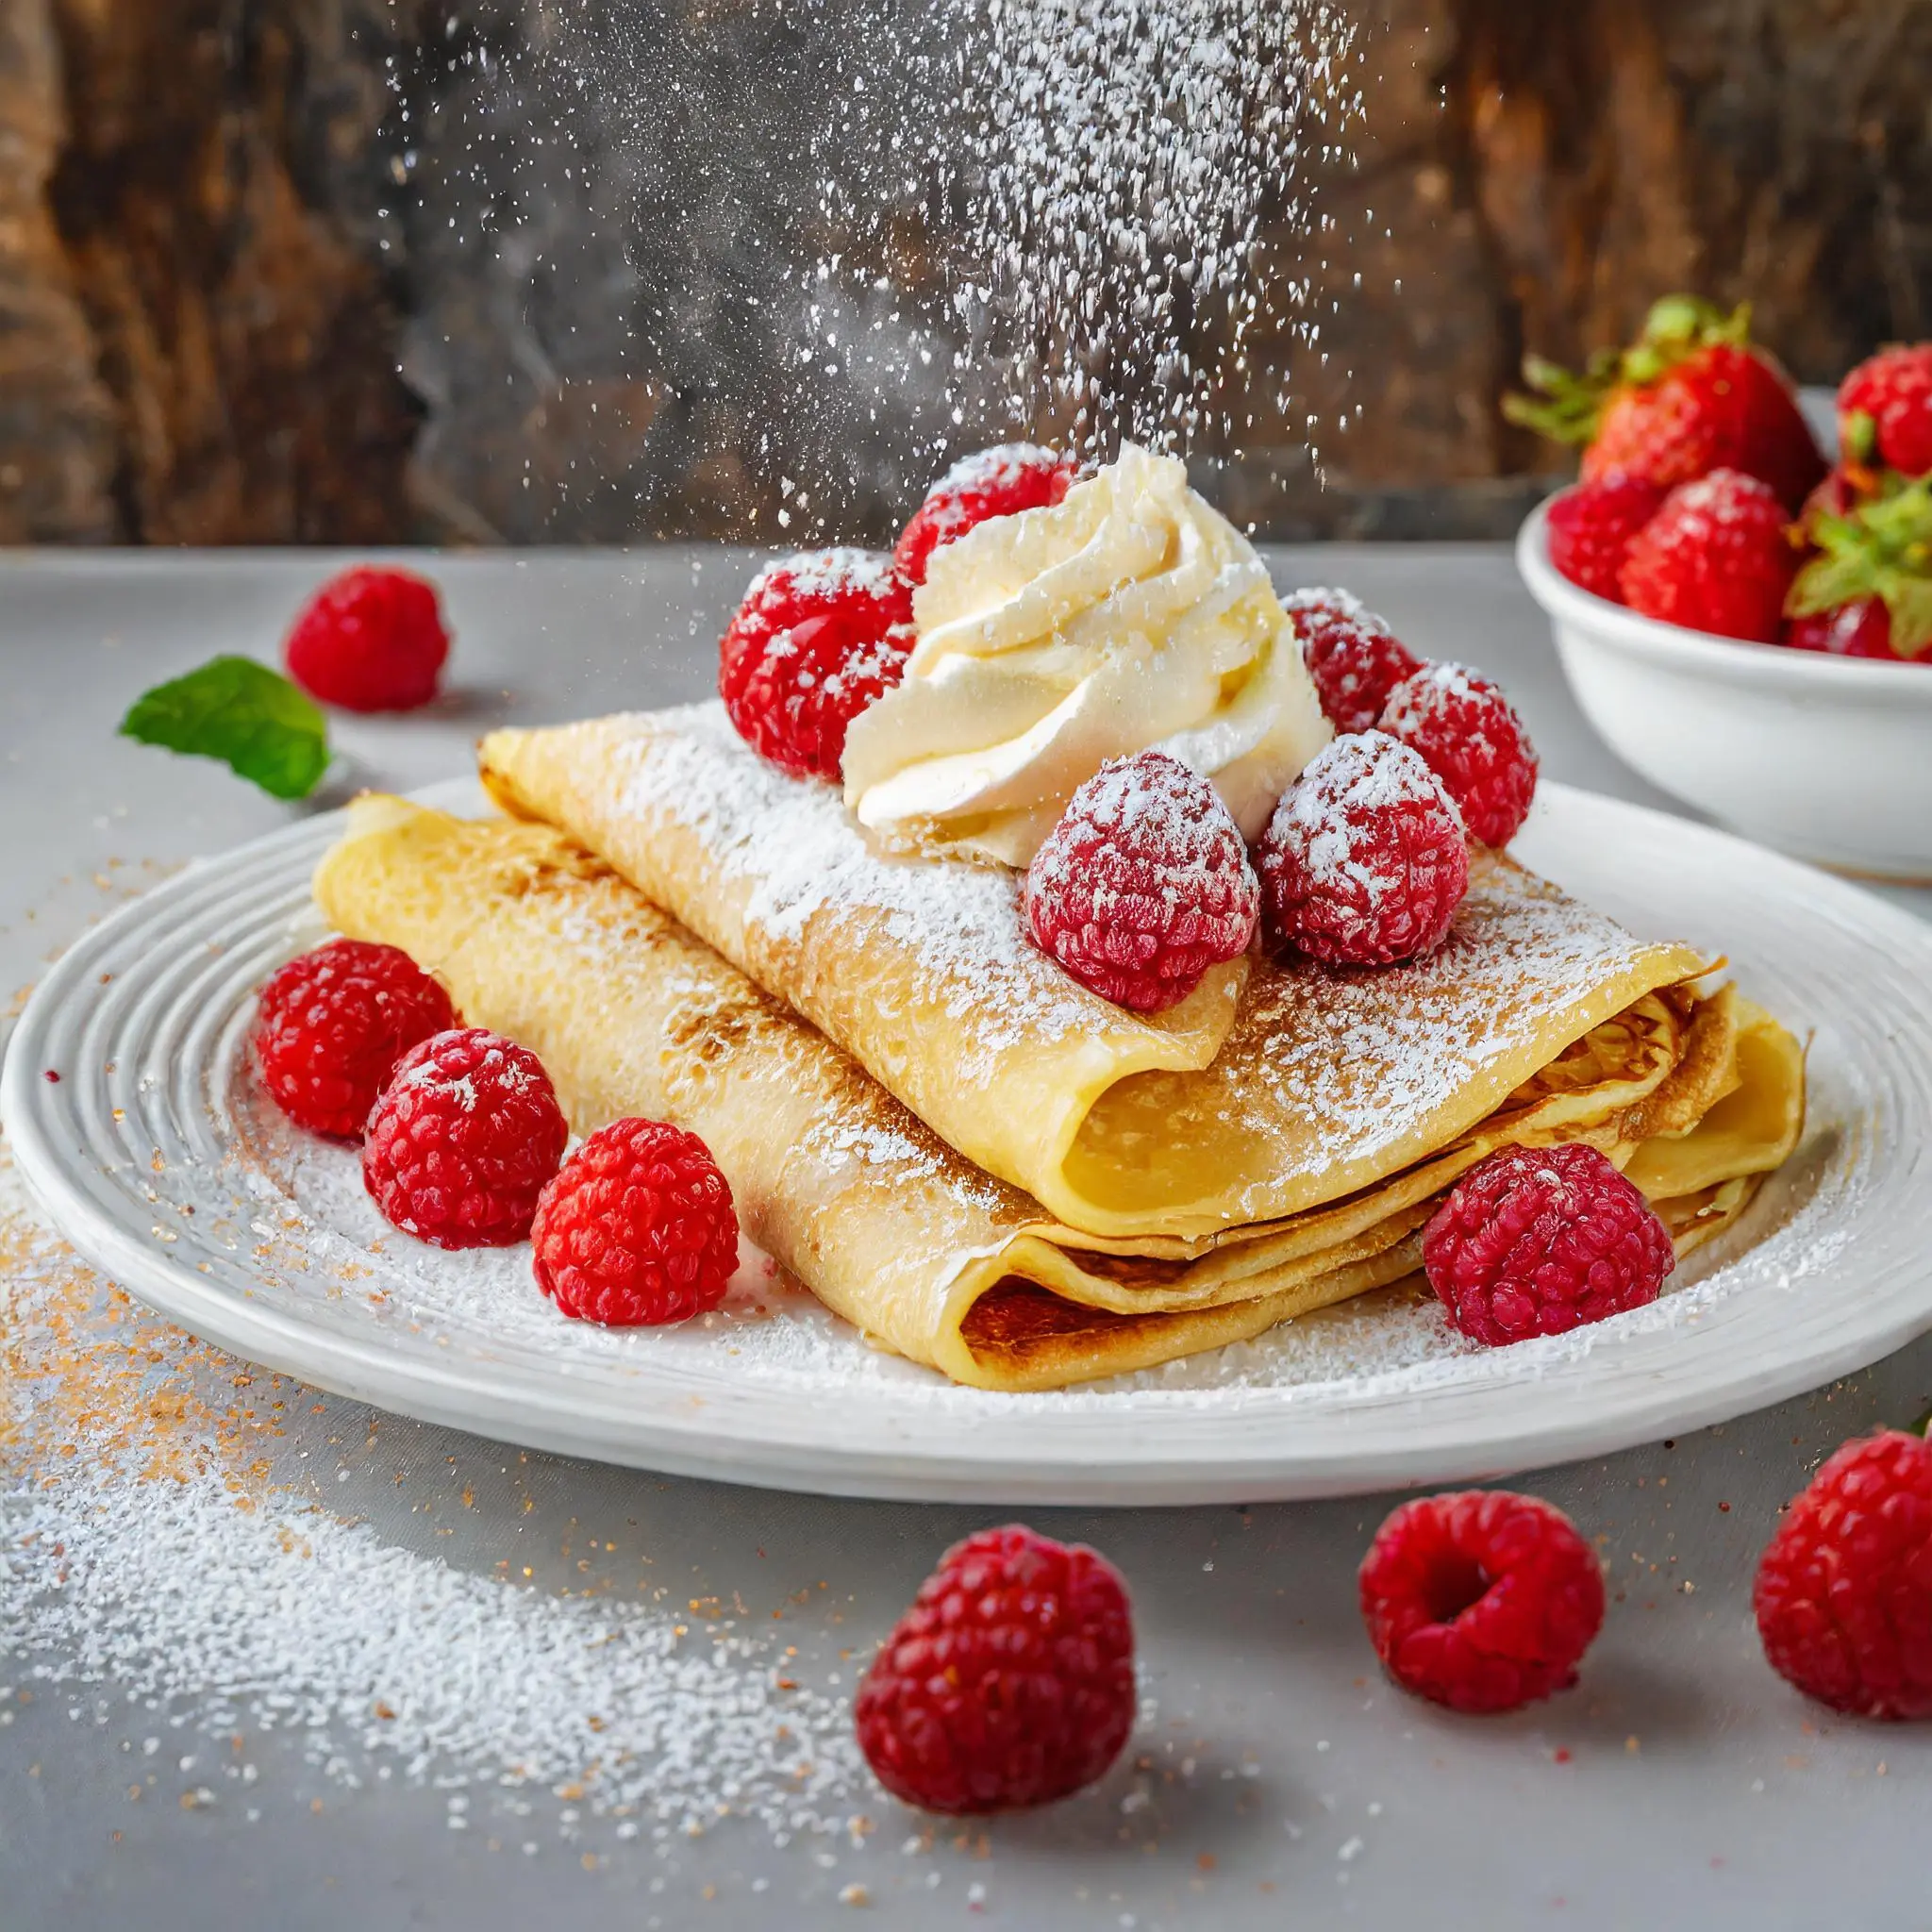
3 0 1927 546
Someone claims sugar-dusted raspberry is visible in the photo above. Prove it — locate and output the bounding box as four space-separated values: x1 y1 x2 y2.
531 1118 740 1326
1359 1490 1606 1713
855 1524 1136 1813
1257 732 1469 967
1618 467 1799 644
1545 472 1669 604
1022 751 1258 1013
1378 661 1539 848
894 444 1078 586
283 566 450 713
363 1028 568 1249
253 939 456 1139
1423 1141 1675 1347
1754 1427 1932 1720
1285 586 1423 734
718 549 914 780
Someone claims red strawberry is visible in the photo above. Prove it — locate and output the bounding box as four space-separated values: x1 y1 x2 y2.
1787 475 1932 663
1507 296 1824 510
1839 344 1932 480
1544 473 1668 603
1620 469 1800 643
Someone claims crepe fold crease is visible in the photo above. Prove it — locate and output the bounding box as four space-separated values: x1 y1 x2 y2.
314 791 1805 1392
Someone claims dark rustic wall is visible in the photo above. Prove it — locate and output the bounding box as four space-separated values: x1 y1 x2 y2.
1 0 1927 546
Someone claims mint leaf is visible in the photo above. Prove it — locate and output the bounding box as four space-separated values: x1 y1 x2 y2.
120 656 330 801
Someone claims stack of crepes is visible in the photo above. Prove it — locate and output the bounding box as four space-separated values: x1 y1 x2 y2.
312 704 1806 1392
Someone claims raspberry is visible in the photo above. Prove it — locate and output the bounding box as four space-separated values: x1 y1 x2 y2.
1840 343 1932 480
1286 586 1423 734
253 939 456 1139
1422 1142 1675 1347
362 1028 568 1249
1754 1428 1932 1721
718 549 914 780
1359 1491 1606 1713
1022 751 1258 1013
1618 468 1799 644
893 444 1077 586
1257 733 1469 967
531 1119 741 1325
1377 662 1539 848
1544 472 1669 604
283 566 450 712
1786 600 1924 662
855 1524 1136 1813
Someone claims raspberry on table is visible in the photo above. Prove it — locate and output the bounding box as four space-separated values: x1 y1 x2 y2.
1359 1490 1606 1714
1618 467 1799 644
253 939 456 1139
362 1028 568 1250
1754 1427 1932 1720
1377 661 1539 848
1286 586 1424 734
1257 732 1470 967
1839 343 1932 479
894 444 1077 586
1545 473 1669 604
718 549 914 780
1022 750 1259 1013
855 1524 1137 1813
531 1118 741 1326
1422 1142 1676 1347
283 566 451 713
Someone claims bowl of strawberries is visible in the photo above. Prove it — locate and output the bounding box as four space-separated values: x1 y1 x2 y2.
1513 296 1932 882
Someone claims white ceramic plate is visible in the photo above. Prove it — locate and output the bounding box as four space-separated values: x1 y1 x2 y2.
5 779 1931 1505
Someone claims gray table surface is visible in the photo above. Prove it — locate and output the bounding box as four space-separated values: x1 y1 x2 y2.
2 546 1929 1931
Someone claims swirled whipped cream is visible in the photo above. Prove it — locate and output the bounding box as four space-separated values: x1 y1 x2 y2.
841 442 1331 865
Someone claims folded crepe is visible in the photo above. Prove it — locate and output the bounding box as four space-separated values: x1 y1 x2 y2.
476 704 1744 1246
314 797 1805 1392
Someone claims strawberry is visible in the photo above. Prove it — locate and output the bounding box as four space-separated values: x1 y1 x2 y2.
1507 296 1824 511
1544 473 1667 604
1786 475 1932 663
1619 469 1800 644
1839 344 1932 481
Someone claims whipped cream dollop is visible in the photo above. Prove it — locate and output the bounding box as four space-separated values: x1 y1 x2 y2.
841 442 1331 864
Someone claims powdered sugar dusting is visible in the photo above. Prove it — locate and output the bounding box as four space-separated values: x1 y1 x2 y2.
752 546 907 603
612 703 1125 1073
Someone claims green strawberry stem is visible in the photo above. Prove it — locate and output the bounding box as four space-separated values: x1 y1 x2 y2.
1505 294 1754 446
1790 477 1932 658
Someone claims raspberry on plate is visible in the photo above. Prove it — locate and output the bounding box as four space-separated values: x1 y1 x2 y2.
1839 343 1932 480
1618 468 1799 644
1257 732 1469 967
1359 1490 1606 1714
1377 662 1539 848
1754 1427 1932 1721
1545 472 1669 604
1022 750 1259 1013
1422 1141 1675 1347
1285 586 1423 734
718 549 914 780
253 939 456 1139
855 1524 1136 1813
284 566 451 713
531 1118 740 1326
363 1028 568 1250
893 444 1077 586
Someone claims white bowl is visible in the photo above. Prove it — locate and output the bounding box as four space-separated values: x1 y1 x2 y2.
1517 492 1932 882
